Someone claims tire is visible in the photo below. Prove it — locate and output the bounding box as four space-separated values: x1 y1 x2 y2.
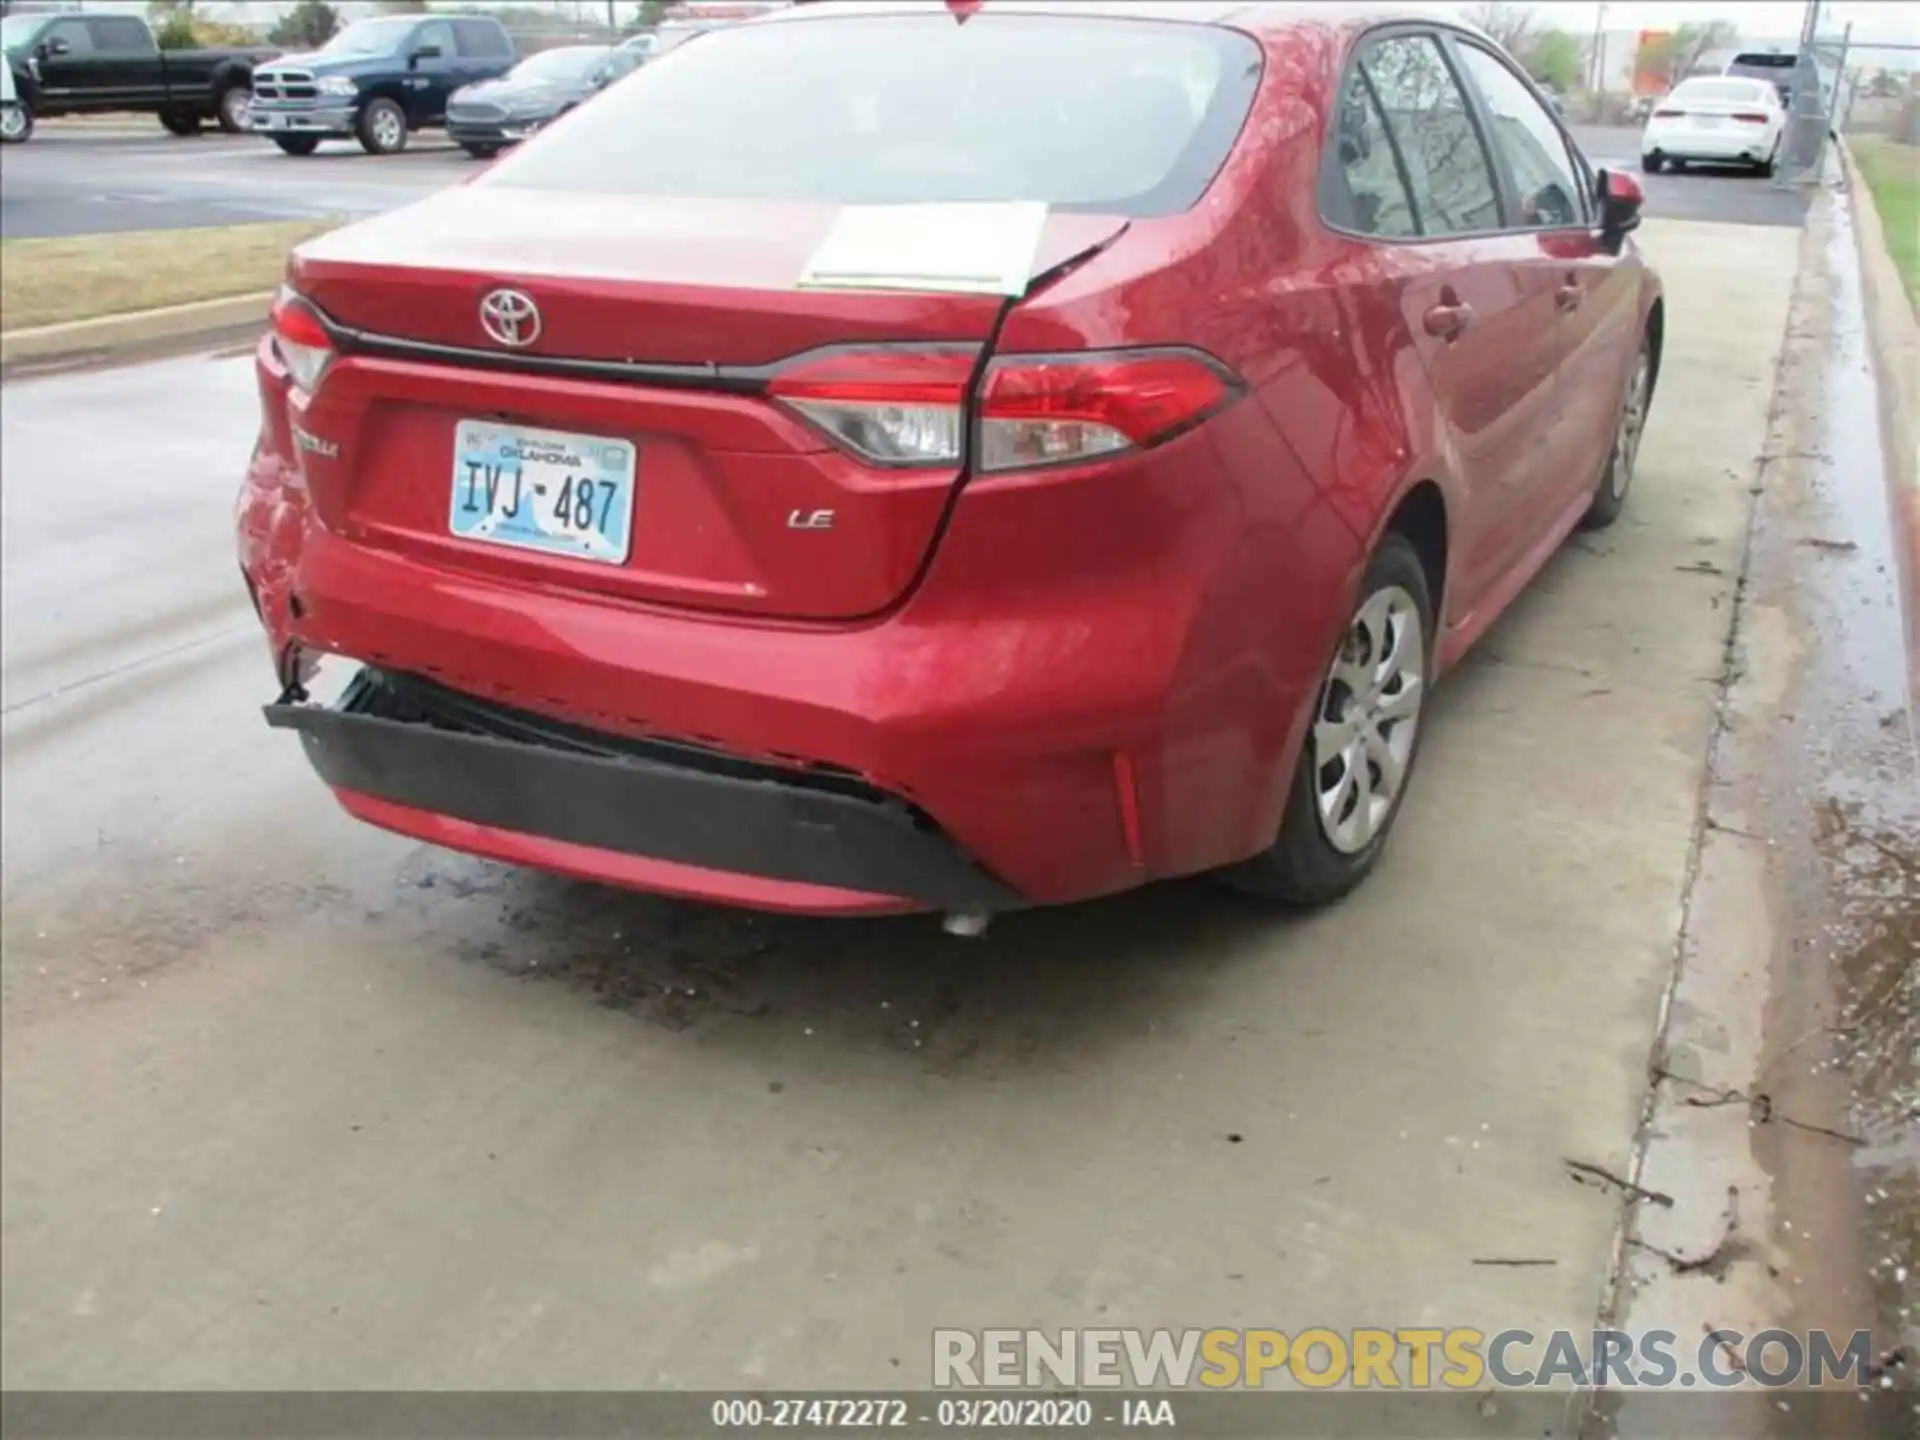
0 103 30 144
357 98 408 156
1217 533 1435 907
1642 151 1664 174
159 106 202 137
1581 335 1654 531
460 142 502 159
272 135 321 156
215 84 251 135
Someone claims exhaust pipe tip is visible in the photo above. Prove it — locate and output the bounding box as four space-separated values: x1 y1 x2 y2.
942 909 993 939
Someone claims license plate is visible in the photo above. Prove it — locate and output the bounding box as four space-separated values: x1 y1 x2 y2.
1696 115 1723 129
448 419 636 566
260 112 288 129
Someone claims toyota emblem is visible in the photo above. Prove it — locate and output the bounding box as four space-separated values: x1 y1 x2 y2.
479 288 541 348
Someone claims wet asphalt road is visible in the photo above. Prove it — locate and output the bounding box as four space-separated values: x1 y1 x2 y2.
1 220 1842 1392
1567 123 1814 229
0 127 474 239
0 122 1812 240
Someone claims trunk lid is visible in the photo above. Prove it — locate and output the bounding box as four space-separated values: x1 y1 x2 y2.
287 188 1124 621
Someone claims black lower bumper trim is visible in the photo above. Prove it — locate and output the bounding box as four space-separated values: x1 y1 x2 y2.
264 670 1020 910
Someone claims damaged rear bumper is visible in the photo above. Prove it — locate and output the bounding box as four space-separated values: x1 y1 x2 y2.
266 668 1022 915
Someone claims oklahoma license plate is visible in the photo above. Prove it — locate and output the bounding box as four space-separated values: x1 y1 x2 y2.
449 419 636 566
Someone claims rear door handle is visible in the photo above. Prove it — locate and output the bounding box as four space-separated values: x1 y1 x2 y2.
1556 282 1583 312
1422 302 1474 340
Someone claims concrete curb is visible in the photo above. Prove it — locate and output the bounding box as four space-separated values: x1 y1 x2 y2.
1842 140 1918 484
0 291 273 368
1840 137 1919 675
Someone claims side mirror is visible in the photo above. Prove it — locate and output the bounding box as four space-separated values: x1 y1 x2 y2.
1595 168 1644 252
409 43 443 66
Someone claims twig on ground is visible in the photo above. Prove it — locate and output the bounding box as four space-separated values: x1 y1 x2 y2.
1564 1158 1675 1207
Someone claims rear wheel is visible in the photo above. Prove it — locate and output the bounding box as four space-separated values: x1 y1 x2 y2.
159 106 202 137
1642 151 1664 174
1581 336 1653 531
272 135 320 156
1218 534 1434 906
0 102 30 144
357 98 408 156
215 84 251 135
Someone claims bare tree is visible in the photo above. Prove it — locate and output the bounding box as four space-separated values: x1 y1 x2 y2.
1460 3 1536 55
1672 20 1739 80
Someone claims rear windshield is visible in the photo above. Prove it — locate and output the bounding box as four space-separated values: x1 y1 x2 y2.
1729 53 1797 71
483 13 1264 217
1673 79 1772 104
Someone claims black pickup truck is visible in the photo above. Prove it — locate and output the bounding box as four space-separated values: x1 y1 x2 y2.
0 12 276 136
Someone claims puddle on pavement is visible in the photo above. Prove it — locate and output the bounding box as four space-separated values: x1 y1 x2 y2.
1752 189 1919 1411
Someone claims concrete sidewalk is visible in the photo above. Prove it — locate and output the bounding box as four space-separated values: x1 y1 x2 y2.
0 219 1800 1398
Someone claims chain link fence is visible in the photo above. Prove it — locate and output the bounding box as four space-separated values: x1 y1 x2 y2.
1775 1 1920 186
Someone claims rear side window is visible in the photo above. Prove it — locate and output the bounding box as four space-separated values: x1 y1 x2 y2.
1325 68 1419 237
1452 44 1587 228
484 14 1263 217
89 17 151 53
455 20 511 59
1360 35 1501 236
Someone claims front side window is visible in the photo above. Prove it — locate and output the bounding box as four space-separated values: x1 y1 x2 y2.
1453 43 1586 228
43 20 95 56
1360 34 1500 236
1325 66 1419 237
413 22 455 59
484 14 1263 218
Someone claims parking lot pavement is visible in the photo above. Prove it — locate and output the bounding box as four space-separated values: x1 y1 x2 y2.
3 122 1813 243
0 129 473 239
1569 122 1814 229
0 218 1807 1388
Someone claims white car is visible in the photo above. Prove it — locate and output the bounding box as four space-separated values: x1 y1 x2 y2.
1641 76 1785 176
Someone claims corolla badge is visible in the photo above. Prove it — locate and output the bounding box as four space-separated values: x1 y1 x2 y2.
479 288 541 348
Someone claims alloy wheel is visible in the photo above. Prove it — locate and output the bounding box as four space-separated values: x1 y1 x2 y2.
1610 351 1651 499
372 108 403 151
220 88 251 131
1312 585 1426 855
0 107 26 142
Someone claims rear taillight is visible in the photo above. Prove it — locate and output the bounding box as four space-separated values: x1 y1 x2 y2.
769 347 1239 473
1732 111 1770 123
1654 107 1685 118
766 349 972 466
978 352 1234 471
270 287 334 394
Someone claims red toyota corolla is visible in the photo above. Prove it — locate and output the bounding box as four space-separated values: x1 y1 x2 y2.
239 0 1661 922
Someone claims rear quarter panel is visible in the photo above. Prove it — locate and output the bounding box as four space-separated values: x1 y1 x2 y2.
986 15 1447 874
